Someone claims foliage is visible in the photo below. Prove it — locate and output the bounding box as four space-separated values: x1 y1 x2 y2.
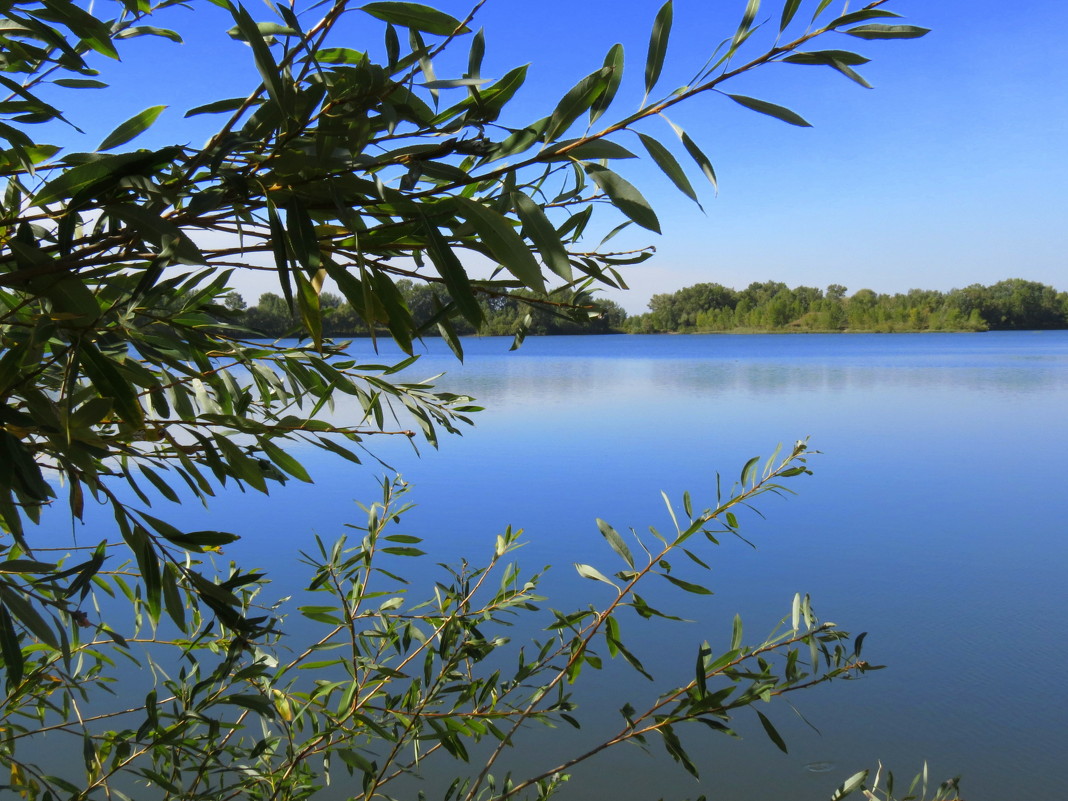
2 445 900 800
832 762 962 801
0 0 961 797
241 285 628 338
624 278 1068 333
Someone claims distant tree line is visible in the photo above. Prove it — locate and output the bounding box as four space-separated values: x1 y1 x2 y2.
231 278 1066 338
233 281 628 338
623 279 1068 333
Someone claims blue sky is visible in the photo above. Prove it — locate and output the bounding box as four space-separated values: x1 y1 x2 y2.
41 0 1068 313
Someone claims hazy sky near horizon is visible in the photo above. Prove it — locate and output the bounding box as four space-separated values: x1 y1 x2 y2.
40 0 1068 313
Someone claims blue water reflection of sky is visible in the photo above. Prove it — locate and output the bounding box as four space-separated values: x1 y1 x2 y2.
36 332 1068 800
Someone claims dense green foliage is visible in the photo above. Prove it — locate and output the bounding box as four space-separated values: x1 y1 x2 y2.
241 285 628 338
239 277 1068 339
624 278 1068 333
0 0 961 798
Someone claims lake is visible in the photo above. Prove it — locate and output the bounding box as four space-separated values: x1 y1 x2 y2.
48 331 1068 799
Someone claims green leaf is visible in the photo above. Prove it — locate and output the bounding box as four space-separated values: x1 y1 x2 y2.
694 642 710 697
830 769 869 800
544 139 636 161
231 5 287 110
40 0 119 59
544 67 611 142
79 342 144 428
451 196 545 292
54 78 108 89
644 1 672 96
590 43 623 125
844 24 930 40
811 0 835 20
161 562 186 630
726 94 811 127
730 613 743 651
741 455 760 485
780 0 802 31
468 27 485 78
32 149 173 207
226 693 276 717
259 438 313 483
756 710 788 753
98 106 166 152
637 132 699 206
574 563 618 588
0 584 58 649
0 560 58 574
782 50 874 88
227 22 299 40
830 9 901 27
0 606 25 686
664 117 717 192
659 724 699 777
185 97 249 117
359 2 468 36
314 47 368 64
337 748 376 774
604 614 621 657
114 25 183 43
782 49 871 67
596 518 633 569
661 574 713 595
732 0 761 50
419 214 484 329
511 191 572 281
583 163 660 233
106 203 204 265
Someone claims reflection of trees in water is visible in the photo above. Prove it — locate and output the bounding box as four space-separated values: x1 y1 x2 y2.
407 357 1068 409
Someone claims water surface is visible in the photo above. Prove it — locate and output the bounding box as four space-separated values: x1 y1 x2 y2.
58 332 1068 799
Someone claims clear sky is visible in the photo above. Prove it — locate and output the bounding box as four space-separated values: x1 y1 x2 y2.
39 0 1068 313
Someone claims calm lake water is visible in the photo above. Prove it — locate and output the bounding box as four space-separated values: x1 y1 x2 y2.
54 332 1068 799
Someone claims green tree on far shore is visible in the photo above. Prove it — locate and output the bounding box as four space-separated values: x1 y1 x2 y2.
624 278 1065 333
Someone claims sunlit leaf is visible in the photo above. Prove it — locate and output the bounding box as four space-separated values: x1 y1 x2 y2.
360 2 468 36
844 24 930 39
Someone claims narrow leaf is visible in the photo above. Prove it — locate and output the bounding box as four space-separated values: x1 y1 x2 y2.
545 67 611 142
637 132 699 206
360 2 468 36
665 117 717 192
574 563 618 588
661 574 713 595
596 518 634 568
185 97 249 117
756 710 789 754
583 163 660 233
844 24 930 40
451 196 545 292
231 5 287 109
726 94 811 127
511 191 572 281
730 613 743 651
644 0 672 96
780 0 802 31
732 0 760 50
590 43 623 124
831 769 869 800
